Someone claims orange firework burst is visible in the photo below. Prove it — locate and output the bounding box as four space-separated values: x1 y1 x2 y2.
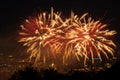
18 8 66 66
18 8 117 70
62 13 117 66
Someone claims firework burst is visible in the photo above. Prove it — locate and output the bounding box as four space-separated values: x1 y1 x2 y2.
19 8 117 71
62 13 117 66
18 8 67 66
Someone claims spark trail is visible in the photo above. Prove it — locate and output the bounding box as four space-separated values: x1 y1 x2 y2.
19 8 116 71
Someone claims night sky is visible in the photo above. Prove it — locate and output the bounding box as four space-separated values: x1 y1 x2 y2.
0 0 119 56
0 0 120 58
0 0 120 35
0 0 120 60
0 0 120 80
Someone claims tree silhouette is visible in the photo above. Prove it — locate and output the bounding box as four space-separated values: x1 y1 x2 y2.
9 61 120 80
9 66 41 80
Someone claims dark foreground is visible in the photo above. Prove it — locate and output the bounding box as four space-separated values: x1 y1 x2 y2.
8 61 120 80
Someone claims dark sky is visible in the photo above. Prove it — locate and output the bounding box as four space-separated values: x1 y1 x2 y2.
0 1 120 80
0 0 120 55
0 0 120 35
